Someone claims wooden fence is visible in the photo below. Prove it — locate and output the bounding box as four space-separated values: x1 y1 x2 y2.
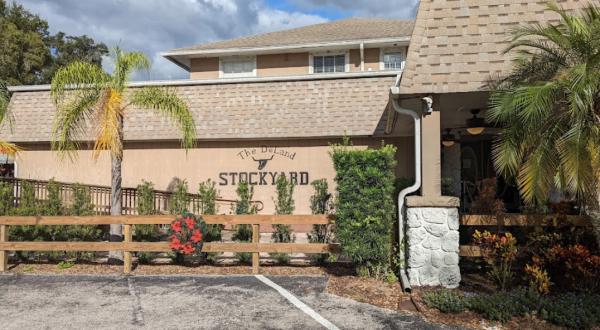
459 214 592 257
0 178 264 215
0 214 339 274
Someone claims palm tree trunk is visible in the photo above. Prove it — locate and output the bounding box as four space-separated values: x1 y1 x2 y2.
108 118 124 264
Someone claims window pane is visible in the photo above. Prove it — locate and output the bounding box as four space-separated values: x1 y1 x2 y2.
242 60 253 73
383 52 402 70
223 61 234 74
324 56 335 72
335 55 345 72
314 56 324 73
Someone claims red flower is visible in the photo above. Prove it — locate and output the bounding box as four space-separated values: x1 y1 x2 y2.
185 216 196 230
171 220 182 233
191 230 203 243
169 235 182 250
182 242 195 255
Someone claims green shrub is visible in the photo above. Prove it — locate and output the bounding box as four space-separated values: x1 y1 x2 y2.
169 180 191 215
423 289 470 314
134 180 159 264
0 182 14 215
42 179 63 216
232 180 257 263
541 292 600 329
197 179 222 262
469 288 542 324
270 174 296 264
65 184 102 260
57 261 75 269
330 137 397 278
307 178 334 263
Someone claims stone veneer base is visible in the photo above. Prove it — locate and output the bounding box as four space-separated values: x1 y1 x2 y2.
406 207 461 288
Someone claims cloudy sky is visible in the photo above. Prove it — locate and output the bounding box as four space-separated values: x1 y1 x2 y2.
18 0 419 80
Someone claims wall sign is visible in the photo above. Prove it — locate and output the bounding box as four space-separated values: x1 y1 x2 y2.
219 145 309 186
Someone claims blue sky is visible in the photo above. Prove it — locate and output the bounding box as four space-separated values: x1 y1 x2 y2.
17 0 419 80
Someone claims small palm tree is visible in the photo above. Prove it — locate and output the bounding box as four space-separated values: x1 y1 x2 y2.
0 80 22 157
51 46 196 262
488 3 600 239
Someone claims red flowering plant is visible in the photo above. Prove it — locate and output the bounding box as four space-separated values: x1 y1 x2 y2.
473 230 518 290
167 213 206 255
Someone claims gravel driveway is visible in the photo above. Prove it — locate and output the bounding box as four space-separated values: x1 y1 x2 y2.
0 274 467 330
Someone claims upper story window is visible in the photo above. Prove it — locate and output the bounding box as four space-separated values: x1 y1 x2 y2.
380 48 405 70
220 57 256 78
309 52 349 74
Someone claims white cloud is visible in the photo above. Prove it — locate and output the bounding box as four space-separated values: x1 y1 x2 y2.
18 0 328 80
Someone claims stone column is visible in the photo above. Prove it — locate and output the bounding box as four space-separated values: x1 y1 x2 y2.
404 196 461 288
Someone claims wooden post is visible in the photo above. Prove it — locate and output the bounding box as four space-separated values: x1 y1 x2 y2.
123 224 132 274
252 224 259 275
0 225 8 272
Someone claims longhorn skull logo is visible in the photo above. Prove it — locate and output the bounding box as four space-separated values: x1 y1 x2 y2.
252 156 274 170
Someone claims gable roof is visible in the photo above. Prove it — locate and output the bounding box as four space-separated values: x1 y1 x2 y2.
400 0 583 94
165 18 414 54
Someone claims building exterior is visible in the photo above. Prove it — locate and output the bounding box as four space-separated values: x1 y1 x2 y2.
3 18 415 215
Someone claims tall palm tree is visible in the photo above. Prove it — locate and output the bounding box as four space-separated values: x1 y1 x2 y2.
51 46 196 262
0 80 22 157
488 2 600 239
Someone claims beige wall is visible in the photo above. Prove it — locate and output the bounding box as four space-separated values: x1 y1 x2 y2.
188 49 383 78
17 137 414 215
349 48 380 72
190 58 219 79
257 53 308 76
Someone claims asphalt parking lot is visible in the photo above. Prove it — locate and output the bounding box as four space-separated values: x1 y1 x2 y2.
0 274 465 329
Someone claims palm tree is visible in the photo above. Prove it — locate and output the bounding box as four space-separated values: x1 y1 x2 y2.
51 46 196 262
0 80 22 157
488 2 600 239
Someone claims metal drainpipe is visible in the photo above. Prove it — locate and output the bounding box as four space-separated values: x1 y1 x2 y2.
390 74 422 293
360 42 365 71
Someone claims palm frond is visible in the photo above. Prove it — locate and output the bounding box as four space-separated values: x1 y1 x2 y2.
128 86 197 151
92 88 124 160
110 45 151 92
50 62 110 108
0 140 23 157
51 90 101 161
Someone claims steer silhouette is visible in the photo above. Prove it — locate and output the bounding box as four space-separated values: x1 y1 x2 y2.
252 156 274 170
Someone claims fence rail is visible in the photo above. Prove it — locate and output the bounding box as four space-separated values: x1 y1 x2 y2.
0 214 338 274
459 214 591 257
0 178 264 215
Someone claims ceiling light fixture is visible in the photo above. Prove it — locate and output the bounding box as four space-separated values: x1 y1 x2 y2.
442 128 456 147
466 109 485 135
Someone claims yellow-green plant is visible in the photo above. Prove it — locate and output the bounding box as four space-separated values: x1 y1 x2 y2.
50 46 196 262
487 3 600 243
0 79 22 156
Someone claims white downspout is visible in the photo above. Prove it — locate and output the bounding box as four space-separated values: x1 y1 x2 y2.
390 74 422 293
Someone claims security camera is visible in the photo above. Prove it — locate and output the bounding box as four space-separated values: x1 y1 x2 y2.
421 96 433 115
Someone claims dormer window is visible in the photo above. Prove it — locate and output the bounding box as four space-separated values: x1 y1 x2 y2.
219 57 256 78
309 52 349 74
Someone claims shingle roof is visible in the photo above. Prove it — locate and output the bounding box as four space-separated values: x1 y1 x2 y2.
400 0 584 94
2 76 396 143
166 18 414 53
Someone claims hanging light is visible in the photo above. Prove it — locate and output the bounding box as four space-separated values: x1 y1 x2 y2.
466 109 485 135
442 128 456 147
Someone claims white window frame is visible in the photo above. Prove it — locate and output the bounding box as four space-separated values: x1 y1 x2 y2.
219 56 257 78
309 51 350 74
379 47 406 71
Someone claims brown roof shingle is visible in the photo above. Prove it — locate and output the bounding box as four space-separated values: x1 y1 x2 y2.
2 76 396 143
400 0 584 94
165 18 414 53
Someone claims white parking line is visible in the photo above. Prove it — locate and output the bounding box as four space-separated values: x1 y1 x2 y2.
255 275 340 330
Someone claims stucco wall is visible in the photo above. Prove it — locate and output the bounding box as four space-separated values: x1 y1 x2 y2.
349 48 380 72
190 58 220 79
16 137 414 215
257 53 309 76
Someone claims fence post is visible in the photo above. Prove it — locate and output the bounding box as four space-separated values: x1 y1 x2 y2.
123 224 132 274
0 225 8 272
252 224 259 275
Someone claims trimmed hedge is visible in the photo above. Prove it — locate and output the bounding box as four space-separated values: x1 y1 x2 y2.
330 137 397 278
